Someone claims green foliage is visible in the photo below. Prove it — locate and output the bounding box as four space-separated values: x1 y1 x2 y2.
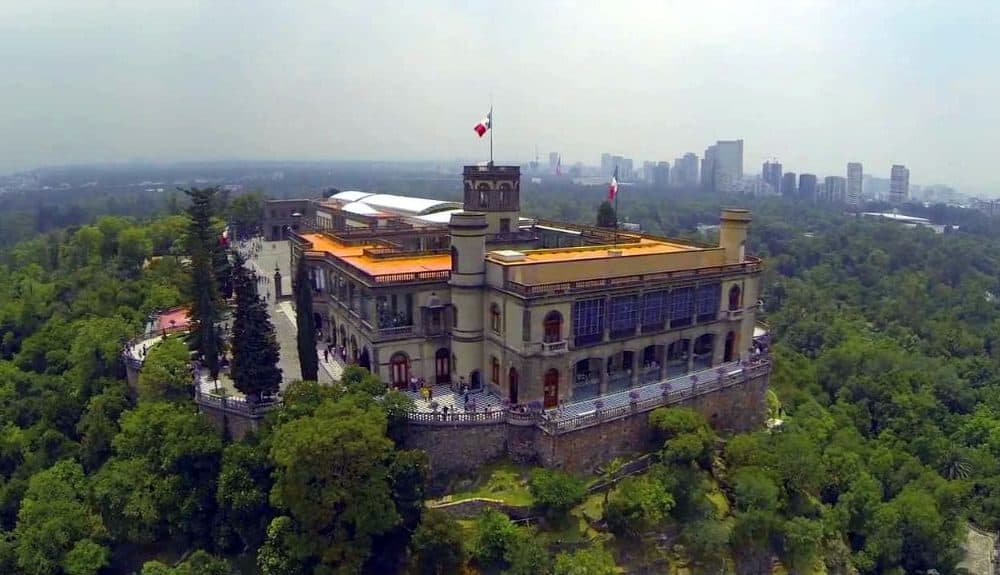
553 545 617 575
293 257 318 382
529 468 587 516
137 336 192 402
216 442 273 550
680 519 729 573
596 200 616 228
409 509 467 575
268 396 399 572
504 526 551 575
605 474 675 536
13 460 108 575
140 550 230 575
473 508 518 566
183 187 224 379
340 364 385 397
230 252 281 401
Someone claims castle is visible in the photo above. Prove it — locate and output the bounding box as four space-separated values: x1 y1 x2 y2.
268 165 771 475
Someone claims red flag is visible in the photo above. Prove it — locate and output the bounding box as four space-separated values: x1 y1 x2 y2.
473 110 492 137
608 166 619 200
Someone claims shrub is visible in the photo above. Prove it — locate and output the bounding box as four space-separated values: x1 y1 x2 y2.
529 469 587 515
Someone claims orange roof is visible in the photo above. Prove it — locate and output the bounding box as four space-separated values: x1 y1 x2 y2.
489 237 697 265
300 233 451 277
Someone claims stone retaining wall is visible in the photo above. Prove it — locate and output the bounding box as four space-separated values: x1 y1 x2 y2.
404 368 769 478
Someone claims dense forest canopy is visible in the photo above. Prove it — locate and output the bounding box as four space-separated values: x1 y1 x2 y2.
2 171 1000 573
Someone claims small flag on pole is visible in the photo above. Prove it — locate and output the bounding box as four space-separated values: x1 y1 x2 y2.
608 166 619 200
473 109 492 137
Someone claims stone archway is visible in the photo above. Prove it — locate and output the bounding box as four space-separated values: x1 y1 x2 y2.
508 367 520 405
359 347 371 371
543 369 559 408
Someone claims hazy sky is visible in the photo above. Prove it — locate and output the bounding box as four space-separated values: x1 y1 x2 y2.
2 1 998 191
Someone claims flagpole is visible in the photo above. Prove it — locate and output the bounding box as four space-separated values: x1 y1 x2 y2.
489 106 494 166
614 184 619 248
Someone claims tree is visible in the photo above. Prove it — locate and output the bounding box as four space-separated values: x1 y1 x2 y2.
217 442 273 551
410 509 467 575
141 550 230 575
76 382 130 471
13 460 109 575
473 508 518 566
680 519 729 573
605 474 674 536
596 200 616 228
268 397 399 572
553 546 617 575
505 527 552 575
294 257 318 382
781 516 823 573
184 187 223 379
137 336 192 402
529 468 587 516
230 252 282 402
228 192 265 239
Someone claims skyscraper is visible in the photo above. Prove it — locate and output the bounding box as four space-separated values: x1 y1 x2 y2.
846 162 863 208
781 172 797 198
701 140 743 193
890 165 910 203
654 162 670 188
762 161 782 195
824 176 847 204
672 153 699 187
798 174 818 201
549 152 560 172
600 153 613 177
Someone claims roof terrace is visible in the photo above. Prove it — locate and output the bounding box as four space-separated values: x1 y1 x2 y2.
298 232 451 286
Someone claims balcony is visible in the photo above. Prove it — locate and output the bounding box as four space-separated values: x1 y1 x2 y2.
721 308 743 321
377 325 415 340
540 340 568 356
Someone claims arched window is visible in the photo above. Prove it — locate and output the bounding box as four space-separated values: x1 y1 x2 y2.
543 311 562 343
390 353 409 389
728 285 742 311
491 356 500 385
490 303 502 334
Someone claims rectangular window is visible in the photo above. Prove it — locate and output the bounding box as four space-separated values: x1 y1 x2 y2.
670 287 694 328
641 290 668 332
573 298 605 346
609 295 637 339
696 283 721 323
522 310 531 342
500 218 511 233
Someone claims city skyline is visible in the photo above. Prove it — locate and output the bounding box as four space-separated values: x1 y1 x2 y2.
2 2 998 193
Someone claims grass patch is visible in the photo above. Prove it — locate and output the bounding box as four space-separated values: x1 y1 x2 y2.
445 460 535 507
707 489 730 516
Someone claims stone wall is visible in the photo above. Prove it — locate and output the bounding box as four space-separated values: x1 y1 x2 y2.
404 370 769 478
197 402 265 440
400 421 510 481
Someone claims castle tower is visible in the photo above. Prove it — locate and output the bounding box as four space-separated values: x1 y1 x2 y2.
448 211 488 389
719 208 751 264
718 208 757 361
463 164 521 236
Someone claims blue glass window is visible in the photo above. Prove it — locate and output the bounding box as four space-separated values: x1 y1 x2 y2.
696 283 721 322
573 298 605 346
670 287 694 327
609 295 638 338
641 290 668 329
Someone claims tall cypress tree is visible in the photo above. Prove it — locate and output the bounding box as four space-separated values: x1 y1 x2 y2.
185 187 223 379
230 252 282 402
294 254 319 381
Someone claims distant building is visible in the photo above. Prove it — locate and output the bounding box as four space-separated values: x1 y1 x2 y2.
702 140 743 193
653 162 670 188
824 176 847 203
890 165 910 204
672 153 699 187
846 162 863 207
549 152 560 173
781 172 797 198
642 161 656 183
798 174 818 202
600 153 614 177
762 162 782 195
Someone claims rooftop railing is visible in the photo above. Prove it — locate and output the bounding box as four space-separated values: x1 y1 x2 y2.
503 257 762 298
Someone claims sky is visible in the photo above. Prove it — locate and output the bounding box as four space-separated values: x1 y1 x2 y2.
1 1 999 192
